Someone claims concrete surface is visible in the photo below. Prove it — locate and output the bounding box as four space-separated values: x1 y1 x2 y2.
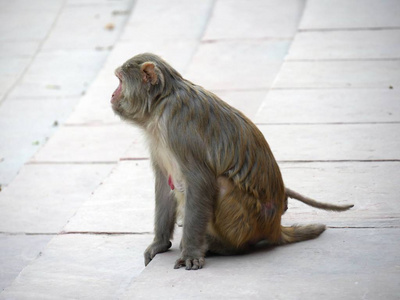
1 234 153 300
0 0 135 185
122 228 400 300
1 0 399 299
255 89 400 123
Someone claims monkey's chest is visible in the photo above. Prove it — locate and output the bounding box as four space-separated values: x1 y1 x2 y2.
156 151 186 221
154 147 186 217
146 128 185 208
150 138 185 193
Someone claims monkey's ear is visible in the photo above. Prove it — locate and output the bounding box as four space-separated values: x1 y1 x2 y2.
140 62 160 85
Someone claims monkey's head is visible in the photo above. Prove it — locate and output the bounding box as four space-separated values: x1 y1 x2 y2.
111 53 181 124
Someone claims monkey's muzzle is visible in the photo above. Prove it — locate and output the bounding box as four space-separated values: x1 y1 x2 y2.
111 73 122 104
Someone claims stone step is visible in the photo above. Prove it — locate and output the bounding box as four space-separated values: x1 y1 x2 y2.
121 228 400 300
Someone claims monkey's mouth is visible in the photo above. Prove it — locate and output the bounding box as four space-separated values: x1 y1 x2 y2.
111 75 122 104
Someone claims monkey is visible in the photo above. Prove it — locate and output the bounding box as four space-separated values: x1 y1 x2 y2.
111 53 354 270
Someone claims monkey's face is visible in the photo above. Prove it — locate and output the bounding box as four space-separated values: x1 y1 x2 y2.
111 62 142 119
111 58 164 122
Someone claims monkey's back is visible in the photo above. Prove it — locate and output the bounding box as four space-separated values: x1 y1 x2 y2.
164 82 286 207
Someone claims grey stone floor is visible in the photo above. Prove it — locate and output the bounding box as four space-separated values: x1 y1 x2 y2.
1 0 399 299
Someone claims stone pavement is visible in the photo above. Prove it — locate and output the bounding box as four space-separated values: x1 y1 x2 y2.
1 0 399 299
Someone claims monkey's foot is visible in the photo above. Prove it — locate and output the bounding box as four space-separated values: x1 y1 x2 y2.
144 241 172 266
174 256 205 270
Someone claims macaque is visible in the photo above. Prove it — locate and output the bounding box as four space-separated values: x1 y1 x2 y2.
111 53 353 270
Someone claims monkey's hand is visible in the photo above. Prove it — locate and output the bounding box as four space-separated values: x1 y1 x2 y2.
174 251 205 270
144 241 172 266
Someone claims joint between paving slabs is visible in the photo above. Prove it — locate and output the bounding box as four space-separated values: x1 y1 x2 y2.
0 232 153 236
26 161 117 165
327 226 400 229
298 26 400 33
59 231 153 235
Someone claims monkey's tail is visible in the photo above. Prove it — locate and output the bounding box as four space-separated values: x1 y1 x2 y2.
280 224 326 245
285 187 354 212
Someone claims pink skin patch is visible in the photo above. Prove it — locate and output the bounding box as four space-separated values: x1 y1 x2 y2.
168 175 175 190
111 74 122 104
262 201 276 217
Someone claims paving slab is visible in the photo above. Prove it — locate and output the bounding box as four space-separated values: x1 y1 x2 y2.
109 41 195 79
0 0 63 12
0 234 153 300
255 89 400 124
121 228 400 299
31 124 138 163
66 84 120 125
300 0 400 30
0 56 30 81
120 0 213 41
287 29 400 60
0 234 52 291
0 97 80 185
114 0 212 75
0 41 40 57
0 77 15 101
0 9 58 42
203 0 304 40
67 0 129 5
0 57 30 81
185 40 289 90
280 161 400 227
8 50 107 99
109 40 199 75
259 123 400 161
212 89 267 120
64 161 154 233
0 57 30 101
0 0 135 185
42 0 133 51
0 163 113 233
274 61 400 89
122 139 150 160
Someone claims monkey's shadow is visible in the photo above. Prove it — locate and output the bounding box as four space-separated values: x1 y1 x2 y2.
206 241 279 258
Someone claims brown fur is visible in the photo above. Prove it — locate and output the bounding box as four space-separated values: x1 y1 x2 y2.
111 53 353 270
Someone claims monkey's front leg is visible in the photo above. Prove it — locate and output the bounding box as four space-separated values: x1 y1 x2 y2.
144 166 177 266
174 173 215 270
